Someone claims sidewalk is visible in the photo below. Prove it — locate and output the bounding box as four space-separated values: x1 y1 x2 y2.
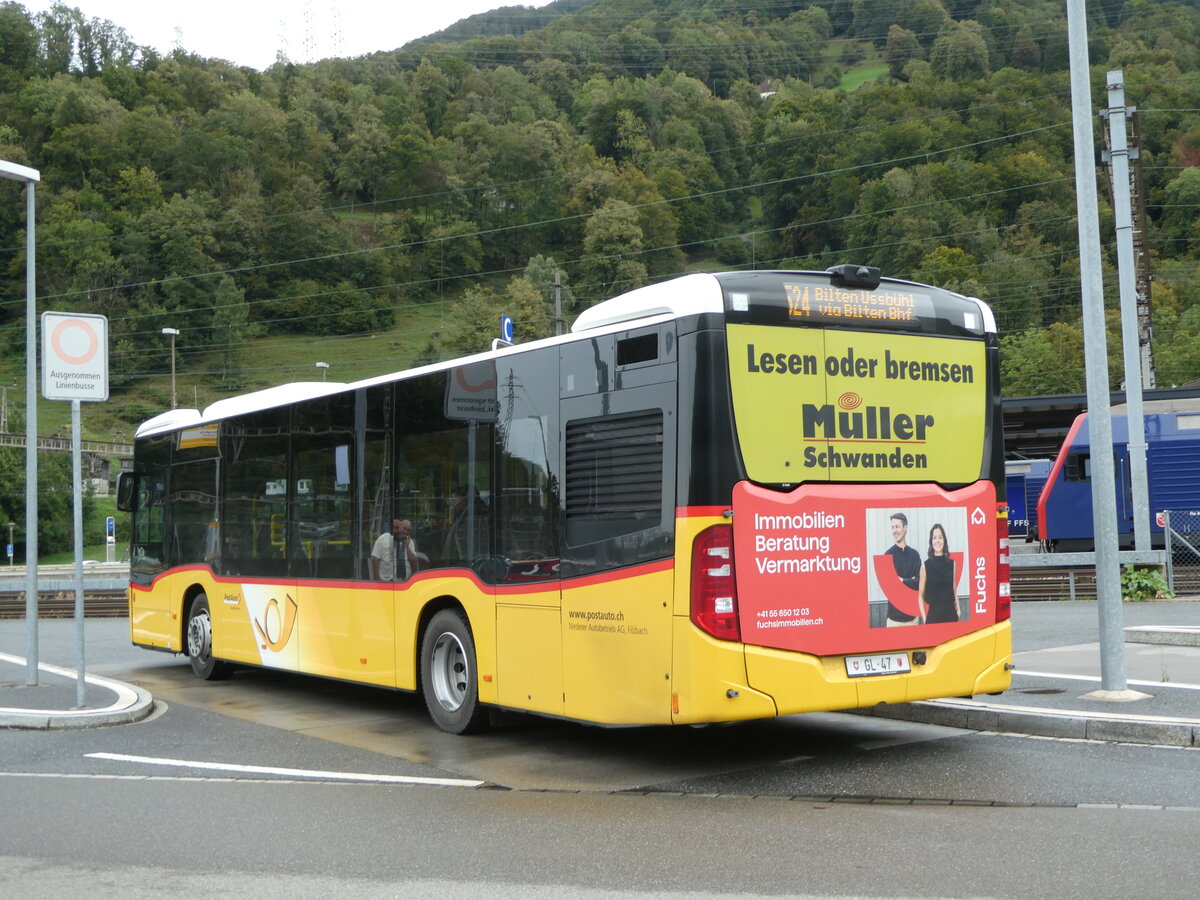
0 651 153 729
861 619 1200 747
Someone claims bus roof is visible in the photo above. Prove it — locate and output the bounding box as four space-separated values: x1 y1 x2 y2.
571 273 725 331
136 381 349 437
134 269 993 438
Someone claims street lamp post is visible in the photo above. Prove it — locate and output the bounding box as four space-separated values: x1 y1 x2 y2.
315 361 329 381
0 158 40 685
162 327 179 409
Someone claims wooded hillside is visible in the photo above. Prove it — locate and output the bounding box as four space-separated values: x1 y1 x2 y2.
1 0 1198 410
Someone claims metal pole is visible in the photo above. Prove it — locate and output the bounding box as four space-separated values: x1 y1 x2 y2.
71 399 85 708
1067 0 1128 694
1164 510 1174 594
1105 70 1151 552
554 272 563 336
169 331 177 408
23 180 37 685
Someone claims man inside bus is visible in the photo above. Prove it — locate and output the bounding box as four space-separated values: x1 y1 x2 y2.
371 518 426 581
442 484 490 564
884 512 921 626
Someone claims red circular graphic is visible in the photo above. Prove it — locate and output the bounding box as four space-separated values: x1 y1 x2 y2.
51 317 99 366
837 392 862 410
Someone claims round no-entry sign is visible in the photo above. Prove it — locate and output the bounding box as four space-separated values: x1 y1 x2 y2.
42 311 108 402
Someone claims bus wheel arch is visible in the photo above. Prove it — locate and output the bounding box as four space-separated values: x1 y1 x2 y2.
418 600 489 734
184 590 231 681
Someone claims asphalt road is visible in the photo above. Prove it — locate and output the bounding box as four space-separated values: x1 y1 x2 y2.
2 606 1199 897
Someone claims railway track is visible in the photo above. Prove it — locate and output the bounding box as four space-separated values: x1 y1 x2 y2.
0 589 128 619
1009 567 1100 602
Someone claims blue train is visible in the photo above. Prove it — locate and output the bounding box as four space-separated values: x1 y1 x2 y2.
1005 459 1052 540
1036 401 1200 551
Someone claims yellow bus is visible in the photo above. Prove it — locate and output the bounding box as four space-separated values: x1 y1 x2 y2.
118 266 1011 733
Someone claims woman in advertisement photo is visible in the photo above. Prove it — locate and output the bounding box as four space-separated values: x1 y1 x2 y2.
918 523 959 624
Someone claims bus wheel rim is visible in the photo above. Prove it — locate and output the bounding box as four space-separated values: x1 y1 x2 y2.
188 611 212 662
430 631 468 712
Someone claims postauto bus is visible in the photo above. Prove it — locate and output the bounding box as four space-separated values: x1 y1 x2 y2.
118 266 1010 733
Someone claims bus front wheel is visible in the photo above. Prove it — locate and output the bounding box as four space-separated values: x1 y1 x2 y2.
186 594 231 681
420 609 489 734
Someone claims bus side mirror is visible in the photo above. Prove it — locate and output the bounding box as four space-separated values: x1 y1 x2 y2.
116 472 136 512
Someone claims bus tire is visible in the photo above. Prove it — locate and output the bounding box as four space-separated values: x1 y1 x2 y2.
186 594 231 681
421 609 489 734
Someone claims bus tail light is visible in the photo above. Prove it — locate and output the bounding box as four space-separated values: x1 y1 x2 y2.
691 524 740 641
996 504 1011 622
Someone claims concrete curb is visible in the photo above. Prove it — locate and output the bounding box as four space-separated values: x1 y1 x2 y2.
1125 625 1200 647
0 652 155 730
857 697 1200 747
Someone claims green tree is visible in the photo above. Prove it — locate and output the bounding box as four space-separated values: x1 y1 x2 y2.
443 275 551 354
411 58 452 133
929 23 991 81
209 274 257 384
0 443 92 559
427 220 483 293
0 2 38 93
1162 168 1200 256
912 246 983 297
335 108 389 203
577 199 648 304
885 25 924 79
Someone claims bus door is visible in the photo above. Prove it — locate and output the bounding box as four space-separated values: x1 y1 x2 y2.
490 353 564 717
219 407 300 671
557 328 677 724
127 433 172 647
292 391 393 685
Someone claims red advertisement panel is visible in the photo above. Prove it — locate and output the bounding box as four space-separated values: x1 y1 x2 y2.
733 480 998 656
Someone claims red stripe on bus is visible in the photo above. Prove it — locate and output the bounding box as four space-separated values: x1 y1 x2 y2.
676 506 727 518
131 557 675 596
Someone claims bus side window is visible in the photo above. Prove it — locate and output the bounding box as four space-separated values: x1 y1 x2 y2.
291 393 355 580
130 433 171 587
221 409 289 578
495 353 560 580
397 371 493 575
168 460 218 568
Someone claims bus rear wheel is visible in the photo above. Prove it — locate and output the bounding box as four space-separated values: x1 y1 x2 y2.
186 594 231 681
421 609 488 734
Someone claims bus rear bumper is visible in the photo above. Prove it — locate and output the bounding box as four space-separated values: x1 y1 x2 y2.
744 622 1013 716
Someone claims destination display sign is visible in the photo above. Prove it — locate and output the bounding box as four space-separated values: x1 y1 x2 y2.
781 281 935 325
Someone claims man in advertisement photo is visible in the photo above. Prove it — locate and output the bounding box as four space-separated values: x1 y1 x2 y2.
883 512 920 626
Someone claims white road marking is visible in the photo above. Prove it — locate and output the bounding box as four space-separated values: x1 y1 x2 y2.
1016 670 1200 692
86 752 484 787
982 731 1200 752
928 695 1200 725
0 651 143 715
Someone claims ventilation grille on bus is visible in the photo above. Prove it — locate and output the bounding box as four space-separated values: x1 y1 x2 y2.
565 409 664 525
616 333 659 366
